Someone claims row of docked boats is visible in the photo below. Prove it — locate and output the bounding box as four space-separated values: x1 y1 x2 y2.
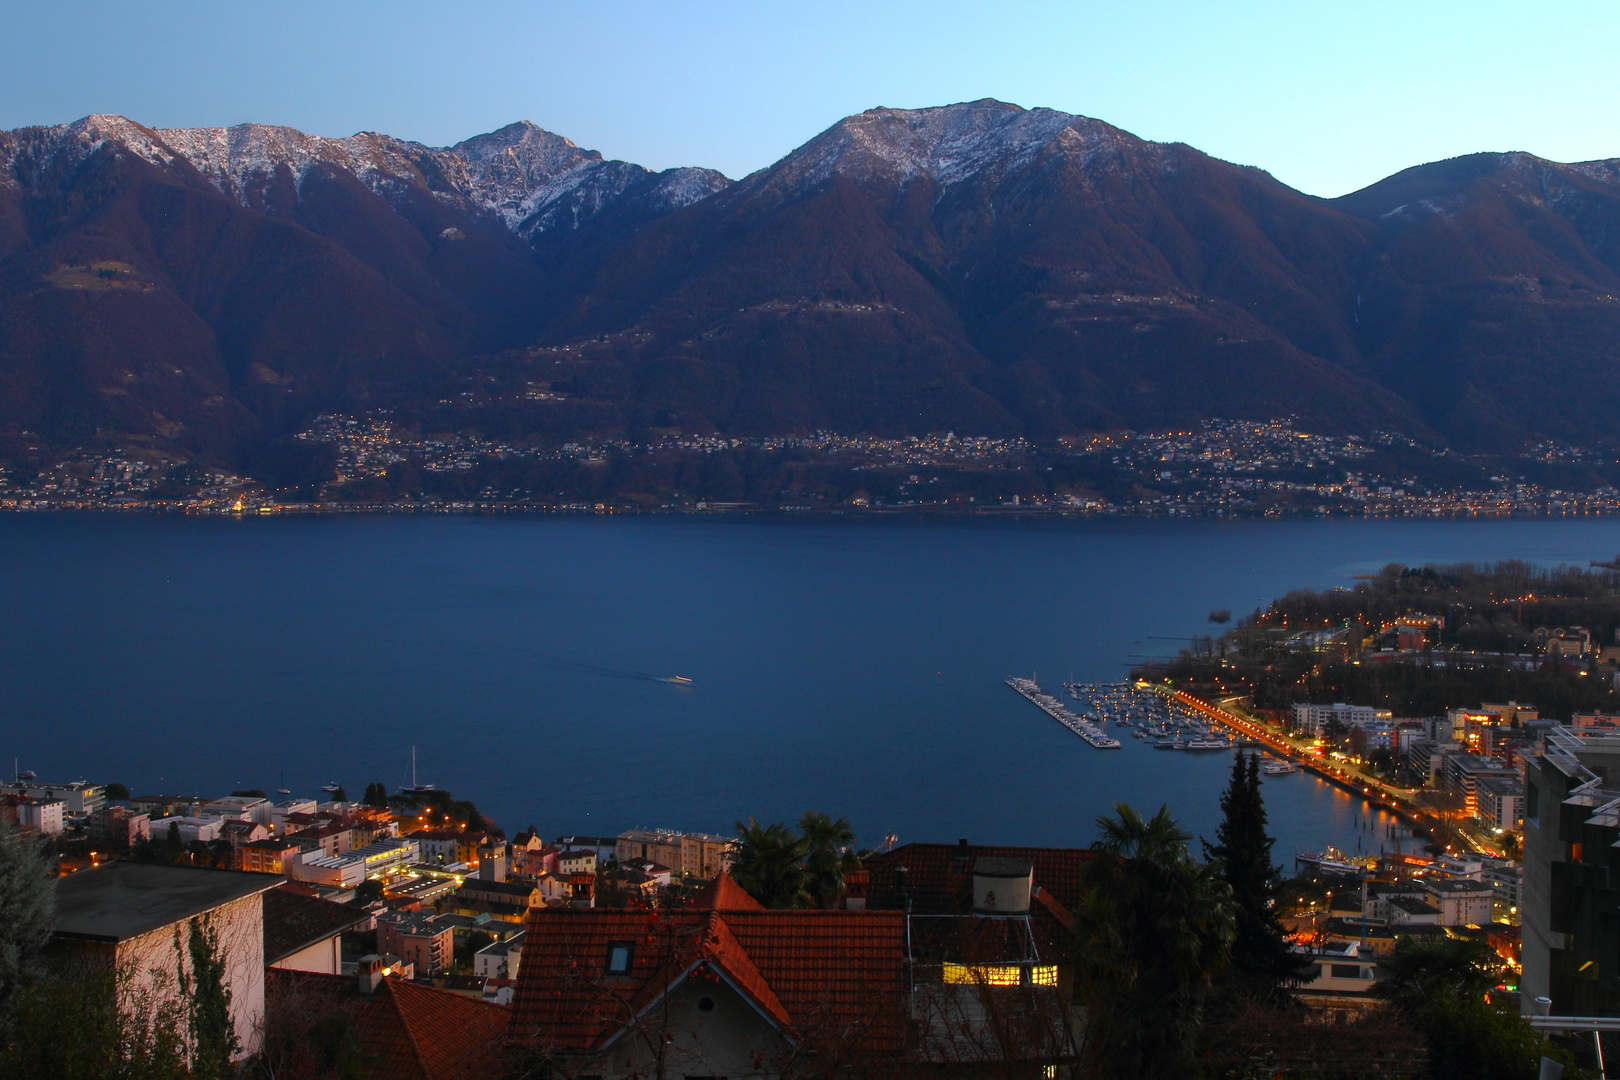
1062 682 1240 752
1005 677 1123 748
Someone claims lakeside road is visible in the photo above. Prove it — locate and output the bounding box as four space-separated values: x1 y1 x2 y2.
1162 686 1503 860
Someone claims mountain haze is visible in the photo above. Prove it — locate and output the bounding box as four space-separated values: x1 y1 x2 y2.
2 100 1618 470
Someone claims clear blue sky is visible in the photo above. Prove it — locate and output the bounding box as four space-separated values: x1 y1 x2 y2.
4 0 1616 197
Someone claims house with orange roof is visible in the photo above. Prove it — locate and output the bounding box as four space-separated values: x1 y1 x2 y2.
508 861 1080 1076
508 875 908 1076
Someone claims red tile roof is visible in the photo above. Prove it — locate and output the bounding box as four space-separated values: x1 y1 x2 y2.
508 906 907 1056
690 873 765 911
265 970 510 1080
862 842 1095 914
364 979 512 1080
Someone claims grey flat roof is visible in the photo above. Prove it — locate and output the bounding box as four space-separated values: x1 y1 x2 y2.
54 862 284 943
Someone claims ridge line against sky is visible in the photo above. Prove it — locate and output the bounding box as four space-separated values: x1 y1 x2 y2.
4 0 1618 199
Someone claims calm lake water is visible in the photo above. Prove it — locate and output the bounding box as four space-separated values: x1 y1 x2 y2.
6 513 1619 866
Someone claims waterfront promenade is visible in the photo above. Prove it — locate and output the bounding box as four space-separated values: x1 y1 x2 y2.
1159 685 1501 859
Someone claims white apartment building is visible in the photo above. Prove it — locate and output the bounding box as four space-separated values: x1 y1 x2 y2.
200 796 273 825
473 930 524 979
270 799 319 832
14 796 65 835
147 816 224 844
1290 703 1388 738
3 780 105 816
1424 879 1494 926
288 852 367 888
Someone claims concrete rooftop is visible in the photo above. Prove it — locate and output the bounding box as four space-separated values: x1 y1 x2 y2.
53 862 284 942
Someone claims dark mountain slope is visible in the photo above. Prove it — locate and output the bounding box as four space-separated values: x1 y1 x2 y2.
523 101 1416 439
1333 153 1620 447
4 103 1620 473
0 134 457 456
0 115 725 459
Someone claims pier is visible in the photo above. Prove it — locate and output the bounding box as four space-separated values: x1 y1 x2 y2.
1004 677 1122 748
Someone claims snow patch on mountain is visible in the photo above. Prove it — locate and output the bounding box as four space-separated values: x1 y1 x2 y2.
763 99 1147 193
648 166 733 210
1562 158 1620 188
1 114 733 237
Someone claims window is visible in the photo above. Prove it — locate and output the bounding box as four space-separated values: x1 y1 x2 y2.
1330 964 1366 980
941 964 1059 987
606 943 634 974
1526 781 1539 824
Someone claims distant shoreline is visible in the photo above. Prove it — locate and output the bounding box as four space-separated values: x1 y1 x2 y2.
5 502 1620 521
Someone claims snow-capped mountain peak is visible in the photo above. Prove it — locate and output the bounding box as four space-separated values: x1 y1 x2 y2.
0 114 731 237
764 98 1139 191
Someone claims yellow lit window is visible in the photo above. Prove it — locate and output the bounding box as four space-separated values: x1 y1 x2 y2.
942 964 1059 987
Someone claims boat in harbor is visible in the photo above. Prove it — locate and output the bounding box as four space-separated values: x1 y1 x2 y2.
1261 760 1299 775
1296 850 1362 875
400 746 436 794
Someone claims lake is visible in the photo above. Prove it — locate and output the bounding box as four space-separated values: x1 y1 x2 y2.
5 513 1618 865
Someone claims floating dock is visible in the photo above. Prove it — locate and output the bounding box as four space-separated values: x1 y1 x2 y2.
1005 677 1122 748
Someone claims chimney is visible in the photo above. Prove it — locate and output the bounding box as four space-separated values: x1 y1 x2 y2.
357 954 386 995
972 856 1033 915
955 838 970 863
843 869 869 911
894 865 910 912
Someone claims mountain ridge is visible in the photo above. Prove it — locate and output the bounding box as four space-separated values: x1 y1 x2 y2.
2 99 1619 477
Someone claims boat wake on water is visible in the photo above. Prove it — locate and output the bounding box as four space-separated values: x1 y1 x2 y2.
542 657 692 685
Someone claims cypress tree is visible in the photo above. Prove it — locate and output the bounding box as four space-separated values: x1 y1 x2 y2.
1204 752 1310 997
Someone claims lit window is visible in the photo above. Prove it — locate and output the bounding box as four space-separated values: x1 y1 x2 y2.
942 964 1058 987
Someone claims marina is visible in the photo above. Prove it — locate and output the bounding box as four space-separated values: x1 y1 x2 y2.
1004 677 1122 748
1061 681 1240 752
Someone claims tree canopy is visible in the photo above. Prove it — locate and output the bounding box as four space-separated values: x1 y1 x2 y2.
1204 752 1313 998
1073 804 1234 1080
0 822 55 1046
728 818 810 910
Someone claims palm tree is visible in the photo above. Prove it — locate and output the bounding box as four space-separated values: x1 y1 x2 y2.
799 811 858 909
1373 936 1558 1080
1073 803 1234 1080
728 818 809 909
1373 936 1500 1009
